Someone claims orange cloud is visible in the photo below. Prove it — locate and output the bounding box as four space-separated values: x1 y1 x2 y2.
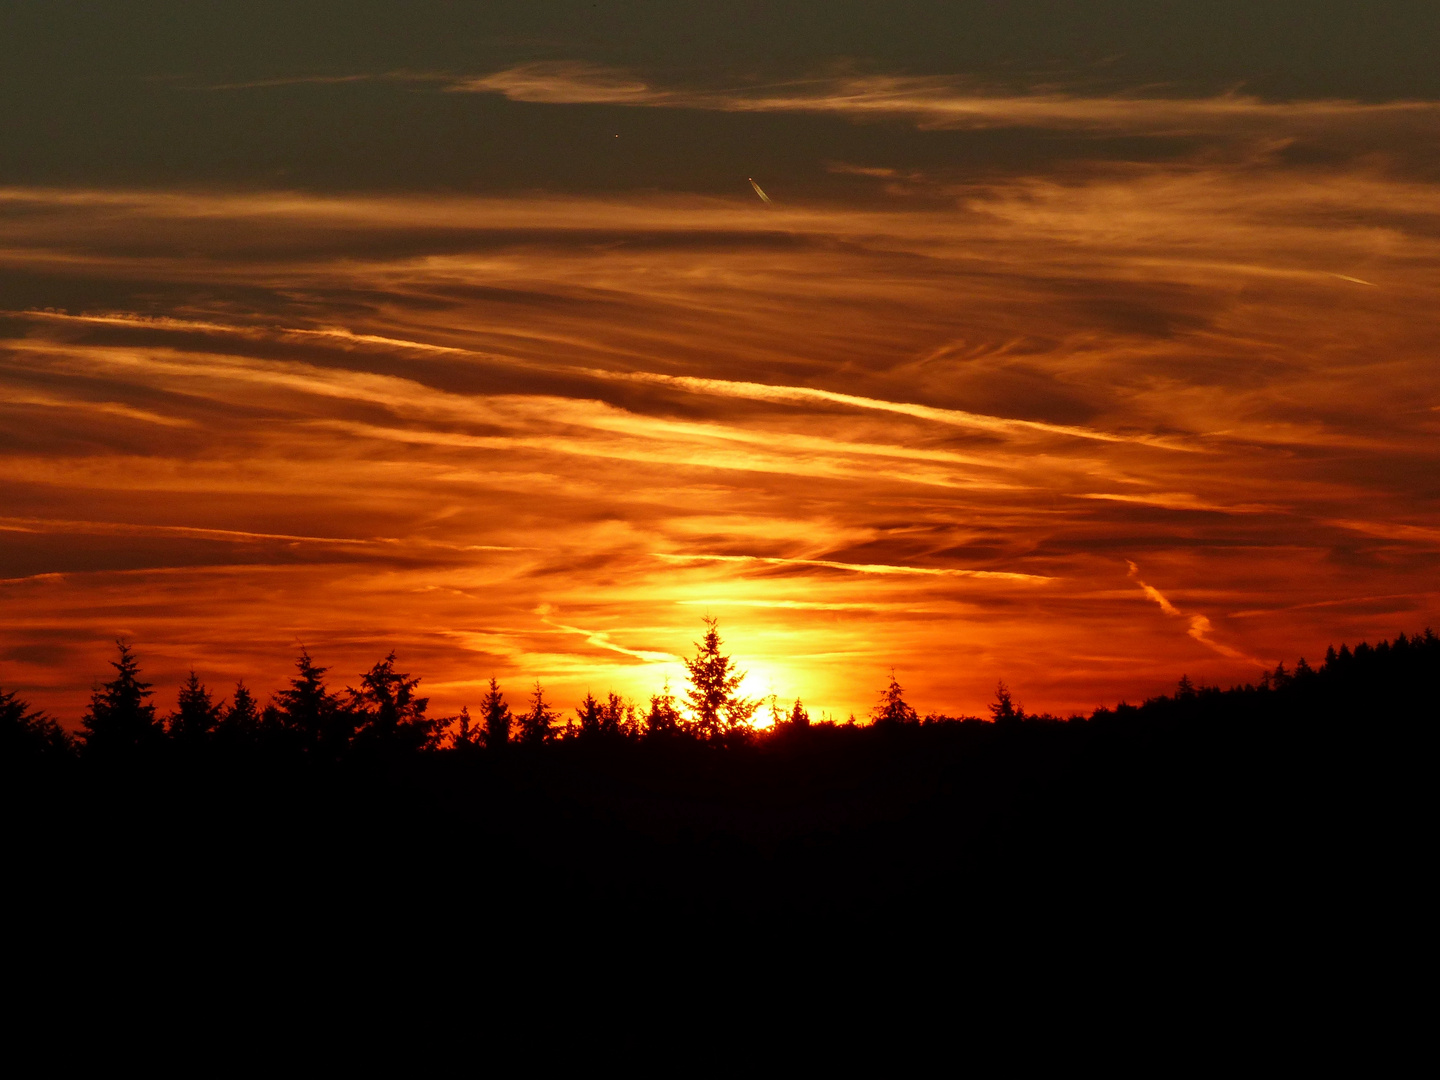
1 160 1436 722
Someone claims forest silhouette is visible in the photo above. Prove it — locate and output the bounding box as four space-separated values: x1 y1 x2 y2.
4 617 1435 918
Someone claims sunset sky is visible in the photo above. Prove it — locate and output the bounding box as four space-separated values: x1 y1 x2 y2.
3 3 1438 724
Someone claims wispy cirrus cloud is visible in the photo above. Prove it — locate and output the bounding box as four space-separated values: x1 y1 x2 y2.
451 63 657 106
1 173 1435 722
453 62 1440 135
539 615 678 665
604 369 1196 449
192 61 1440 141
654 552 1049 582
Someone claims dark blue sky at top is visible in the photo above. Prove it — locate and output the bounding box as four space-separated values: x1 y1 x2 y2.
2 1 1437 195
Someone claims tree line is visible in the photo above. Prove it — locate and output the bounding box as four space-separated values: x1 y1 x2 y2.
3 617 1437 764
5 617 784 761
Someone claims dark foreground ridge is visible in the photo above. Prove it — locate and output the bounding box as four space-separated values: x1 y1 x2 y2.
4 628 1435 922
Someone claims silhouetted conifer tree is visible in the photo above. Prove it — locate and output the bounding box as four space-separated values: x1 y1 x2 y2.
622 697 643 737
575 692 604 738
990 681 1019 722
449 706 479 750
1271 661 1291 689
480 677 511 749
169 670 222 746
789 698 810 730
1 686 72 760
349 653 439 752
871 670 919 725
683 617 757 740
598 692 636 737
598 693 622 736
273 650 349 756
645 680 682 738
81 641 163 757
517 682 557 745
766 694 784 729
1176 674 1196 699
215 682 260 745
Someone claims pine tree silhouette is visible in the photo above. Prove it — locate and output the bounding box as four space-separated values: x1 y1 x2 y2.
273 650 349 756
574 691 604 738
517 682 557 745
598 692 635 737
788 698 810 730
645 679 682 738
871 669 919 725
349 652 439 752
1 686 72 760
169 670 222 746
683 617 757 740
767 694 784 729
989 681 1019 723
479 677 512 749
81 641 163 757
215 682 260 745
449 706 479 749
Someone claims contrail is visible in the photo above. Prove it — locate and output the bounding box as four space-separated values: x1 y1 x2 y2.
655 552 1049 581
1126 560 1264 665
748 177 772 204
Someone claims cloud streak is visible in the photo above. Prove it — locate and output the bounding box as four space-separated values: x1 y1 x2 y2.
455 63 1440 135
0 158 1435 721
1127 561 1261 665
607 370 1196 450
654 553 1049 582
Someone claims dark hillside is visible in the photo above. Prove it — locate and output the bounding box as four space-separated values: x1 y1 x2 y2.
4 631 1434 929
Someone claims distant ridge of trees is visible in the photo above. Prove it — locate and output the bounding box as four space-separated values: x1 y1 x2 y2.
2 622 1436 766
1 684 71 761
6 623 1435 925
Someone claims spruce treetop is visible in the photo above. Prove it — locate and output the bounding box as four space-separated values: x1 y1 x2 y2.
81 640 163 757
871 670 919 726
480 676 512 748
517 681 557 745
170 670 222 744
683 617 757 740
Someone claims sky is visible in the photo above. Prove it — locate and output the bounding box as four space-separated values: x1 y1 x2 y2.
2 3 1438 724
